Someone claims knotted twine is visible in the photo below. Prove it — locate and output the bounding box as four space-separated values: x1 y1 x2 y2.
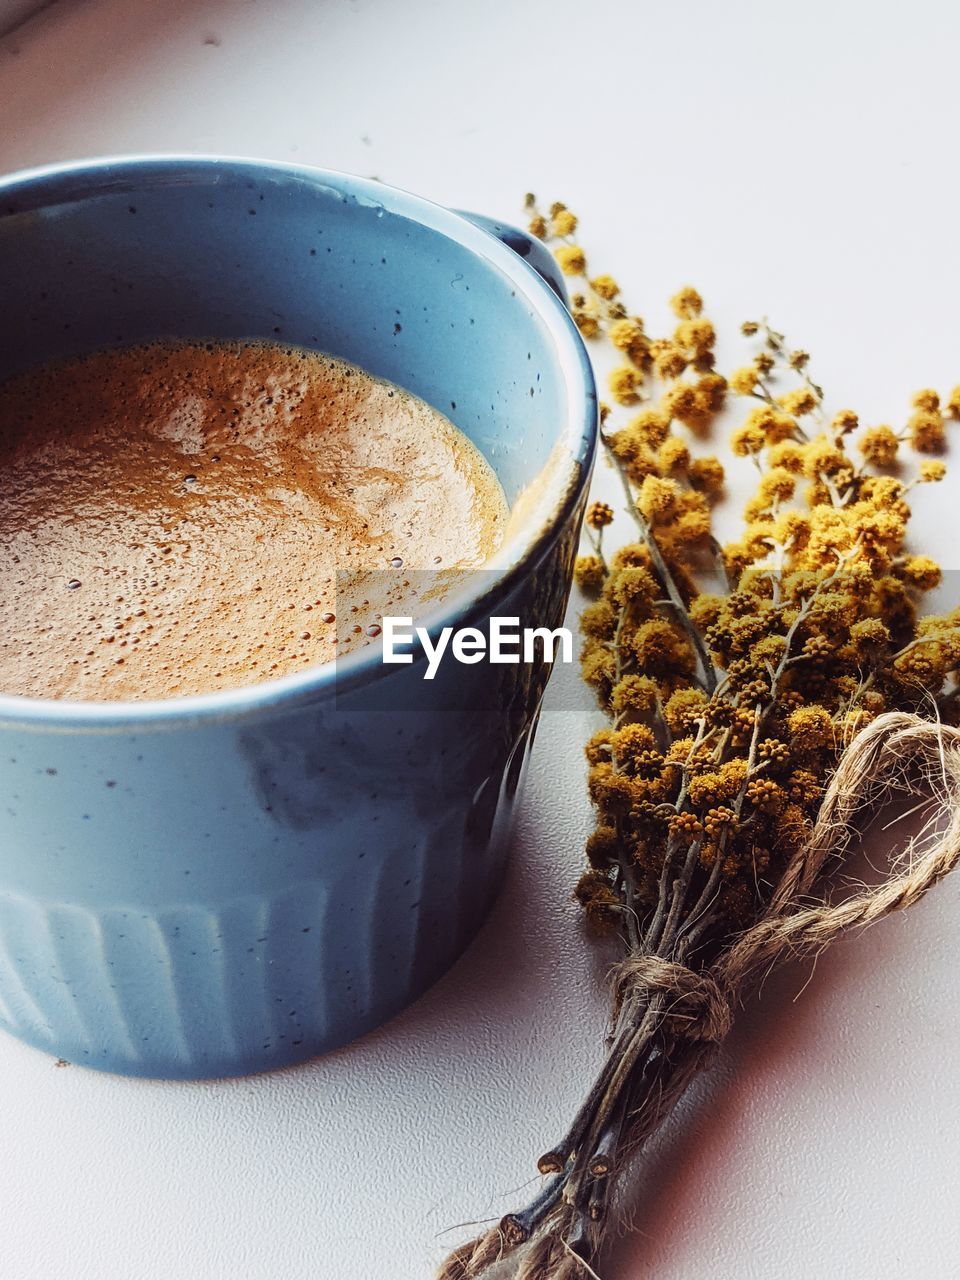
599 711 960 1172
440 711 960 1280
618 710 960 1045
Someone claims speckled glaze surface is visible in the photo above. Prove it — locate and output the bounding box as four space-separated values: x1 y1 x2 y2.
0 157 596 1078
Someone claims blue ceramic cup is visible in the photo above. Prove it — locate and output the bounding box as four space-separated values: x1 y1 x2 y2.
0 157 596 1078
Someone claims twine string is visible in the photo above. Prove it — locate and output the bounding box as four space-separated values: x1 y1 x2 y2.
439 712 960 1280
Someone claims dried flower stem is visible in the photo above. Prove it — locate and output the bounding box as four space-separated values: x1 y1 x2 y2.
600 430 718 693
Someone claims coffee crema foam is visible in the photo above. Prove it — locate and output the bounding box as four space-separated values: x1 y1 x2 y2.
0 340 508 701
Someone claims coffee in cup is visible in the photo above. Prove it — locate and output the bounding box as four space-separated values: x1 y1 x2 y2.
0 339 508 701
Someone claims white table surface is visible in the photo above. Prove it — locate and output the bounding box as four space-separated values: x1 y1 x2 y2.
2 1 960 1277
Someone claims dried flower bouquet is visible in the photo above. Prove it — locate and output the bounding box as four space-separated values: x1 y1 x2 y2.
440 201 960 1280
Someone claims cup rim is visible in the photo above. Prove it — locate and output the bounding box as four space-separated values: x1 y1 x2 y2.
0 153 597 730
